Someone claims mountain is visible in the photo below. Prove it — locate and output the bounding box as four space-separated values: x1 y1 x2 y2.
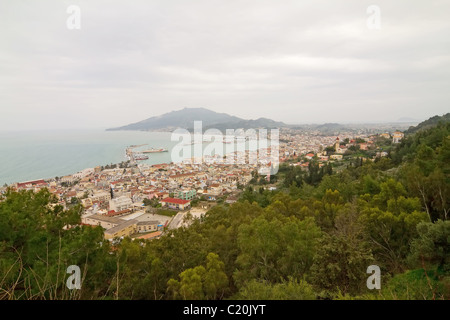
314 122 346 131
405 113 450 134
107 107 286 131
203 117 286 131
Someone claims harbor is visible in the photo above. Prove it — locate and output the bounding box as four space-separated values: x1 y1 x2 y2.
141 147 168 153
126 145 169 163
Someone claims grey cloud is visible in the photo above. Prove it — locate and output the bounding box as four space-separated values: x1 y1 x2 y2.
0 0 449 130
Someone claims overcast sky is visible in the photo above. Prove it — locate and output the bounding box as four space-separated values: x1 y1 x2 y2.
1 0 449 131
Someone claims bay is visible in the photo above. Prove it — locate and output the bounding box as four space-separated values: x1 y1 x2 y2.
0 129 271 185
0 129 176 185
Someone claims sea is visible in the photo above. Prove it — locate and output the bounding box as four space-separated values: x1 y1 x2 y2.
0 129 270 185
0 129 179 185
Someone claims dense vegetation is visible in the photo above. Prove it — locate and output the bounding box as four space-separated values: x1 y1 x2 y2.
405 112 450 134
0 119 449 300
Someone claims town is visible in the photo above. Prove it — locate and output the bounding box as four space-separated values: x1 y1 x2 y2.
0 128 405 241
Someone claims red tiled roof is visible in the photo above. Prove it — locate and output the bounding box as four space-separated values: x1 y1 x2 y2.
17 179 47 189
161 197 191 205
106 209 131 216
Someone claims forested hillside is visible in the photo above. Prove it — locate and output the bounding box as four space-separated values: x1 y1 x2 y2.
405 113 450 134
1 120 449 300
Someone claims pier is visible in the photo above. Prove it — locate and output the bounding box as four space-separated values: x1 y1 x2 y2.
126 144 147 164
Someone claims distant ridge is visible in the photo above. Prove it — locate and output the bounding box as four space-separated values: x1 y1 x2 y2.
107 107 286 131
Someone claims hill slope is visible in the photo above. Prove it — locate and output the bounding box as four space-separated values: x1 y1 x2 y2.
405 113 450 134
107 107 285 131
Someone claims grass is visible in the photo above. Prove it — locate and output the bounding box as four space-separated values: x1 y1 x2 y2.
155 208 178 217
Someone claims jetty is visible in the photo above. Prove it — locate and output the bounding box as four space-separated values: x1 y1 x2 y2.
141 148 168 153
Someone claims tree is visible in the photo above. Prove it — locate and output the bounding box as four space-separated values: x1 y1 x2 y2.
409 220 450 272
313 189 344 230
359 187 428 273
167 253 228 300
168 266 206 300
372 178 407 210
310 206 374 296
402 163 449 222
305 161 321 186
361 175 380 195
70 196 80 205
0 189 113 300
234 215 321 286
356 138 366 144
203 253 229 299
325 146 335 153
380 269 449 300
234 278 316 300
282 165 304 188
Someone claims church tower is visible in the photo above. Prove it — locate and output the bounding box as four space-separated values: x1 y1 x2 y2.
335 137 340 152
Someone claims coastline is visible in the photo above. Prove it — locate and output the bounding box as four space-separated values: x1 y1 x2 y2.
0 129 175 186
0 129 275 186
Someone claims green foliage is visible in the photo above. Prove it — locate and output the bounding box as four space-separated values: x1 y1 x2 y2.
0 189 114 299
155 208 178 217
234 216 321 286
234 278 316 300
408 220 450 272
380 269 449 300
405 113 450 134
375 136 392 147
362 175 381 195
143 197 160 208
310 206 374 296
1 117 448 300
167 253 228 300
239 186 274 208
281 165 304 188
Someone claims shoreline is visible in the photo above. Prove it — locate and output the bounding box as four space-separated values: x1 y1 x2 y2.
2 136 277 187
0 130 175 186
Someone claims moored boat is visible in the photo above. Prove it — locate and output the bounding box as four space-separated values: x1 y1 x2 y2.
142 147 168 153
134 153 149 160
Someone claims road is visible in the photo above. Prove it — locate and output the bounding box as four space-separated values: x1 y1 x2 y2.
167 211 185 230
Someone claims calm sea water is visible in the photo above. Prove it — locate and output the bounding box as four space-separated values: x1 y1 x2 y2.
0 129 179 185
0 129 268 185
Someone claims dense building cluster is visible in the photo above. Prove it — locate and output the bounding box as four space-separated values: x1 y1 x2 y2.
1 130 404 240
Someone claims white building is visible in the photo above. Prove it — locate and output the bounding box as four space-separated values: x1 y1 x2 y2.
392 131 404 144
91 191 111 203
109 196 133 212
73 168 95 179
